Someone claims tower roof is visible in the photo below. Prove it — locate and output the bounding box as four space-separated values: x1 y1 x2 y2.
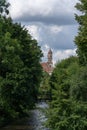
41 62 53 74
48 49 52 54
41 49 53 75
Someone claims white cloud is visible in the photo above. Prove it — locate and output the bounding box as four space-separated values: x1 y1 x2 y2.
8 0 78 21
44 44 49 50
53 49 77 64
41 44 76 65
8 0 53 18
8 0 78 64
41 44 50 62
26 25 41 41
49 25 63 34
8 0 23 19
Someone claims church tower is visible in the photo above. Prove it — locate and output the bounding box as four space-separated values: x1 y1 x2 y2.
41 49 53 75
47 49 53 67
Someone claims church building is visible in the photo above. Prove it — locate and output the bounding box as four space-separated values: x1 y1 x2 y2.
41 49 53 75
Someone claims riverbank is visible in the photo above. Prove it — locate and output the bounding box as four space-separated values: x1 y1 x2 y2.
1 101 49 130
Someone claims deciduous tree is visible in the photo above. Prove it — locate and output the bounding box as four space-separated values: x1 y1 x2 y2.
75 0 87 65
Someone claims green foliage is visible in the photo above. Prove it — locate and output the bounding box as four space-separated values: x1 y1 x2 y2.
0 2 43 126
75 0 87 65
39 72 51 100
0 0 10 15
47 0 87 129
47 56 87 130
70 66 87 101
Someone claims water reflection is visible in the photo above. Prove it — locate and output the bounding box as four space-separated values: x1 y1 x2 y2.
1 101 49 130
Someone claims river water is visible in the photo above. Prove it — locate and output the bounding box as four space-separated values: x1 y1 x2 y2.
1 101 49 130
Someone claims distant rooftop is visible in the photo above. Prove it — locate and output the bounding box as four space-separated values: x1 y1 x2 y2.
41 49 53 75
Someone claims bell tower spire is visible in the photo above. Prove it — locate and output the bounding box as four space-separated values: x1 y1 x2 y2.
47 49 53 65
41 49 53 75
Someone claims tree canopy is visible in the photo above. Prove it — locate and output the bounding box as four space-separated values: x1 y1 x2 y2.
0 0 43 126
0 0 10 15
47 1 87 129
75 0 87 65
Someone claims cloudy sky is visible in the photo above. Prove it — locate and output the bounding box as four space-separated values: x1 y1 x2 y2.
8 0 79 64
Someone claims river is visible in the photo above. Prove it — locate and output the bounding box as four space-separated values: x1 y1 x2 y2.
1 101 49 130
